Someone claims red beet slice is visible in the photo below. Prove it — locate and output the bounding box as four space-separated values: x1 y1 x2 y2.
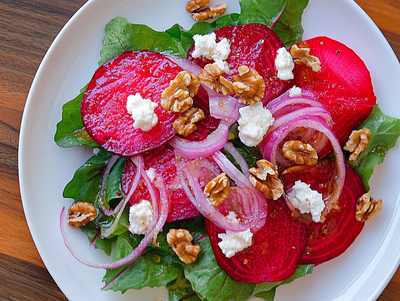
291 37 376 146
81 50 184 157
299 165 365 265
121 143 201 223
205 198 309 283
187 23 292 105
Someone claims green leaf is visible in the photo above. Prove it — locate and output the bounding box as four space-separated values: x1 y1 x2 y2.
99 17 187 66
185 237 256 301
63 148 111 203
167 274 202 301
105 157 126 202
80 222 116 256
349 105 400 191
54 86 99 148
103 233 184 293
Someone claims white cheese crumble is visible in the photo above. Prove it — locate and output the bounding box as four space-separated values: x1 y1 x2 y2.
289 86 302 97
191 32 231 73
226 211 239 224
145 167 156 182
287 180 325 223
218 229 253 258
128 200 154 235
275 47 294 80
237 102 275 147
126 93 158 131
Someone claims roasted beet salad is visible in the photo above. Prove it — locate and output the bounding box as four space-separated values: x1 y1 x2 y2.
55 0 400 300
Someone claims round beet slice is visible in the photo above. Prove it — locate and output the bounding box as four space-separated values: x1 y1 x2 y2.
291 37 376 146
187 23 293 105
299 165 365 265
205 198 309 283
81 50 184 157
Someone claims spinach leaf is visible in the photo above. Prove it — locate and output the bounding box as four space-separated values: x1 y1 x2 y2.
167 274 202 301
80 222 116 256
63 148 111 203
349 105 400 191
99 17 187 66
103 232 184 293
54 85 99 148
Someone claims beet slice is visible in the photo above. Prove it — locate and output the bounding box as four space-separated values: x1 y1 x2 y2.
291 37 376 146
121 143 201 223
299 166 365 265
187 23 292 105
205 198 309 283
81 50 184 157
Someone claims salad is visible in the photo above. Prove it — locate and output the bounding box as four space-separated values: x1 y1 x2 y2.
54 0 400 300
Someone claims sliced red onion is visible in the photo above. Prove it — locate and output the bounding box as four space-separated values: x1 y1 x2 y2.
60 159 169 270
169 120 230 159
101 155 144 238
259 116 346 212
166 54 202 75
223 142 250 177
269 106 332 132
267 89 323 118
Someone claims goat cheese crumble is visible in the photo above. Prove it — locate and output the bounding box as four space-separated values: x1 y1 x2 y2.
128 200 154 235
126 93 158 131
275 47 294 80
237 102 275 147
287 180 325 222
289 86 302 97
218 229 253 258
191 32 231 73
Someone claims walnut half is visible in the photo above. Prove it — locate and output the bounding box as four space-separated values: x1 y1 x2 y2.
290 44 321 72
282 140 318 166
199 64 233 95
355 193 382 222
173 107 205 137
161 71 200 113
204 173 230 206
232 65 265 105
186 0 210 13
167 229 201 264
249 160 283 200
343 127 371 163
192 3 227 21
67 201 97 227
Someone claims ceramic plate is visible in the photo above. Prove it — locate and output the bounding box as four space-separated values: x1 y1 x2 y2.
19 0 400 300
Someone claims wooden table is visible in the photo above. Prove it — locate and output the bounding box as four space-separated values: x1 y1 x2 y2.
1 0 399 300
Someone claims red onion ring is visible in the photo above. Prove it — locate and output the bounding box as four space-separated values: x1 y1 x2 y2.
60 157 169 269
169 120 230 159
99 155 121 216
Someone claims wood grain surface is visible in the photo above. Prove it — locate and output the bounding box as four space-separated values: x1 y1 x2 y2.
1 0 399 300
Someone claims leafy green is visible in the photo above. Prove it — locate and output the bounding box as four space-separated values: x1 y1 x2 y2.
80 222 116 255
167 274 202 301
349 105 400 191
99 17 187 66
103 232 184 293
54 85 99 148
63 148 111 203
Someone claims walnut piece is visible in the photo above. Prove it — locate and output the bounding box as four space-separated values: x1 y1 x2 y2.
161 71 200 113
249 160 283 200
167 229 201 264
192 3 227 21
282 140 318 166
204 173 230 206
173 107 205 137
199 64 233 95
355 193 382 222
290 44 321 72
343 127 371 163
232 65 265 105
67 201 97 227
186 0 210 12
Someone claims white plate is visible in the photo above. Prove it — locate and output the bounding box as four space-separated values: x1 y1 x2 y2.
18 0 400 300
